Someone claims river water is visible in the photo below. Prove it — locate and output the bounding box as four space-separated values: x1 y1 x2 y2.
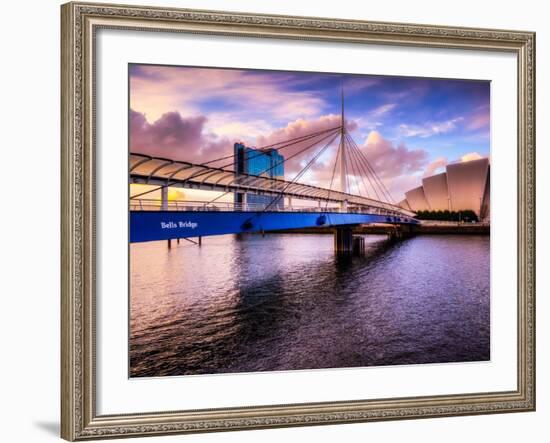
130 234 490 377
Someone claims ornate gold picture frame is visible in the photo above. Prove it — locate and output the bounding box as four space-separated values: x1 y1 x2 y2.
61 1 535 440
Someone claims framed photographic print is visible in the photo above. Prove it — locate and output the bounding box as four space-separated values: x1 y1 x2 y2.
61 1 536 440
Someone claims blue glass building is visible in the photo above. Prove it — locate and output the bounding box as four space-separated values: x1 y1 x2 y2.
234 142 284 209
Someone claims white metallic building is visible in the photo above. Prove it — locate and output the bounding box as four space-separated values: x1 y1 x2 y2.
399 157 490 220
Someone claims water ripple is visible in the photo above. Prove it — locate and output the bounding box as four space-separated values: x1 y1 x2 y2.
130 234 490 377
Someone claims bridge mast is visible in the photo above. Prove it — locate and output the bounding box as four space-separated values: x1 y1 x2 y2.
339 81 348 210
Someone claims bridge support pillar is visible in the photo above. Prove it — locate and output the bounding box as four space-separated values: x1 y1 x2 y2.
387 224 415 242
340 199 348 212
161 186 168 211
334 226 353 254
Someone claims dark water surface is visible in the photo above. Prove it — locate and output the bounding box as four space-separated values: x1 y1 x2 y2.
130 234 490 377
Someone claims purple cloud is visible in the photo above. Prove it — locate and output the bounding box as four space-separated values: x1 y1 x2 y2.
130 110 206 155
130 109 432 199
358 131 428 178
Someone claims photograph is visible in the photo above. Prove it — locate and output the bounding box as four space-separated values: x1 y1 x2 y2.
54 1 536 440
128 64 491 378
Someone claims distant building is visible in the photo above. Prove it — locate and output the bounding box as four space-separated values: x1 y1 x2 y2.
234 142 285 209
399 157 490 221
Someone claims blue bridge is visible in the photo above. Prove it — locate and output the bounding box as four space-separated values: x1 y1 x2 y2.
130 97 418 252
130 204 418 243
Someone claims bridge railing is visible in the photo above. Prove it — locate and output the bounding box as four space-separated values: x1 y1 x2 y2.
418 220 490 227
129 198 409 218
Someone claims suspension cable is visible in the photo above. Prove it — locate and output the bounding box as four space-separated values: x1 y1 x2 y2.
261 131 341 213
343 134 365 198
202 128 341 206
324 134 342 210
350 134 395 203
345 133 373 199
349 137 391 203
130 126 341 200
345 130 395 203
199 125 342 167
344 132 382 201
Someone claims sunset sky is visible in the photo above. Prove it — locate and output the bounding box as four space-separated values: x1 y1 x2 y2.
130 64 490 201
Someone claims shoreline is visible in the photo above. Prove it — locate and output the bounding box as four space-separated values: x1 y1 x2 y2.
267 223 490 235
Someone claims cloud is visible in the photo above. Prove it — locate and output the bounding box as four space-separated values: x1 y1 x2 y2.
253 114 355 181
465 105 490 133
343 77 380 93
205 115 274 140
381 83 429 104
256 127 429 199
130 65 327 124
466 113 490 132
423 157 448 177
398 117 464 138
130 109 231 161
385 174 424 200
460 152 483 162
130 109 431 202
129 65 491 206
130 110 205 153
336 130 429 200
351 103 397 133
130 110 354 177
359 131 428 178
370 103 397 118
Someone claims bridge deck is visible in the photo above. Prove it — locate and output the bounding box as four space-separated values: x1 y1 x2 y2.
130 210 418 243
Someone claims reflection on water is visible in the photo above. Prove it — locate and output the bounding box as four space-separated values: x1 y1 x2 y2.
130 234 490 377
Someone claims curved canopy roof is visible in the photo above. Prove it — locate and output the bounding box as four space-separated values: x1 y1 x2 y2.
129 153 415 217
